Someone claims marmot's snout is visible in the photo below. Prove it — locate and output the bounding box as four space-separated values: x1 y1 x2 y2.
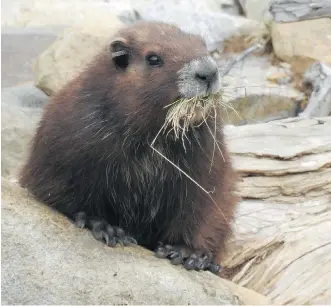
177 56 221 98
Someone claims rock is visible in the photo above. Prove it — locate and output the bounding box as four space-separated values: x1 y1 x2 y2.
271 18 331 66
33 14 124 95
119 0 264 51
205 0 244 16
1 85 49 179
236 0 273 22
1 0 132 28
218 55 304 125
269 0 331 23
1 26 62 88
1 177 270 305
299 62 331 118
1 77 271 305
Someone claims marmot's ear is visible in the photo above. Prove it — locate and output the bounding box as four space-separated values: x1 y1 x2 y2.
110 38 130 70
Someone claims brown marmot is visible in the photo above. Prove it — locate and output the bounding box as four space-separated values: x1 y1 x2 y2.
20 21 239 274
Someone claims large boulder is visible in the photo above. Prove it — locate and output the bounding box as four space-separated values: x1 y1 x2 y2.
271 18 331 66
1 27 63 88
33 14 124 95
219 55 304 125
1 84 49 178
235 0 272 22
1 178 269 305
1 0 131 28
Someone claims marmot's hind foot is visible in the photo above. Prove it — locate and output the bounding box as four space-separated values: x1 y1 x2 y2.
74 212 137 247
155 243 221 274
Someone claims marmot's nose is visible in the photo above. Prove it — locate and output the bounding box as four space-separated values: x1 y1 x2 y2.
194 66 218 88
195 70 218 86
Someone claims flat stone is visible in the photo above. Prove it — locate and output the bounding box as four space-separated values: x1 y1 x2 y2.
120 0 263 50
1 85 48 178
1 0 132 27
1 27 62 87
1 178 270 305
219 55 304 125
271 18 331 66
33 14 124 95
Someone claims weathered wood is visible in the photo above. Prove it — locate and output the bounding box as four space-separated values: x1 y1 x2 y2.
223 116 331 304
269 0 331 23
299 62 331 118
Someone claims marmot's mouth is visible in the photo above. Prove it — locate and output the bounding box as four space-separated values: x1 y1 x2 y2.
165 93 221 138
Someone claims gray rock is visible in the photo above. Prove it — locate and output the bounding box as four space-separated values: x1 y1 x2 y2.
235 0 273 22
118 0 263 51
270 18 331 66
218 55 304 125
1 85 48 178
268 0 331 23
299 62 331 118
1 26 63 88
1 178 271 305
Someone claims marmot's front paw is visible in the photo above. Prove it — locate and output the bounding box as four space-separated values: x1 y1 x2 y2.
155 242 221 274
74 212 137 247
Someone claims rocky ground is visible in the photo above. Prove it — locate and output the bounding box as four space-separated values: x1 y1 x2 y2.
1 0 331 304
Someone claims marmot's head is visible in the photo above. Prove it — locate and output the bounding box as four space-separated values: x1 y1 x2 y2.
85 21 222 134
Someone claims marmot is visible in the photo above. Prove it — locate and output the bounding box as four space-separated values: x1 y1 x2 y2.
20 21 239 274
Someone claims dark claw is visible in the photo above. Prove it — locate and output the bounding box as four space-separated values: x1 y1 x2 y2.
154 242 220 273
75 213 136 248
195 255 209 270
184 257 196 270
207 263 221 274
74 212 87 228
107 237 117 247
122 236 137 246
91 220 106 241
169 250 183 265
115 227 125 238
155 245 169 258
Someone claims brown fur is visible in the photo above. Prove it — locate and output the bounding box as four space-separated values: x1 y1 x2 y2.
20 21 239 272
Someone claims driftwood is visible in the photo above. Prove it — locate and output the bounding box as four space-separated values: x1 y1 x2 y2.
299 62 331 118
223 116 331 304
269 0 331 23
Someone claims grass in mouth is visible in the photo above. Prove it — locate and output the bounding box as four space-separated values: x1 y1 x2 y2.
163 93 223 141
148 91 234 225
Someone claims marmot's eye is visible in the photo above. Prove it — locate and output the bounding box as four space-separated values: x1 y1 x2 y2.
146 53 163 67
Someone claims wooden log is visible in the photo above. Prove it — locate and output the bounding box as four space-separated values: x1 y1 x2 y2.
269 0 331 23
299 62 331 118
222 116 331 304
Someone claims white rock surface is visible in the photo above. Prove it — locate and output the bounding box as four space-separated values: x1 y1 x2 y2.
1 0 131 28
1 26 63 88
219 55 303 125
33 14 124 95
271 18 331 65
1 85 49 178
120 0 263 50
237 0 272 22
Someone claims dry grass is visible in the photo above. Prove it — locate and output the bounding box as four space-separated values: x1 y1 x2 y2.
148 92 240 226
